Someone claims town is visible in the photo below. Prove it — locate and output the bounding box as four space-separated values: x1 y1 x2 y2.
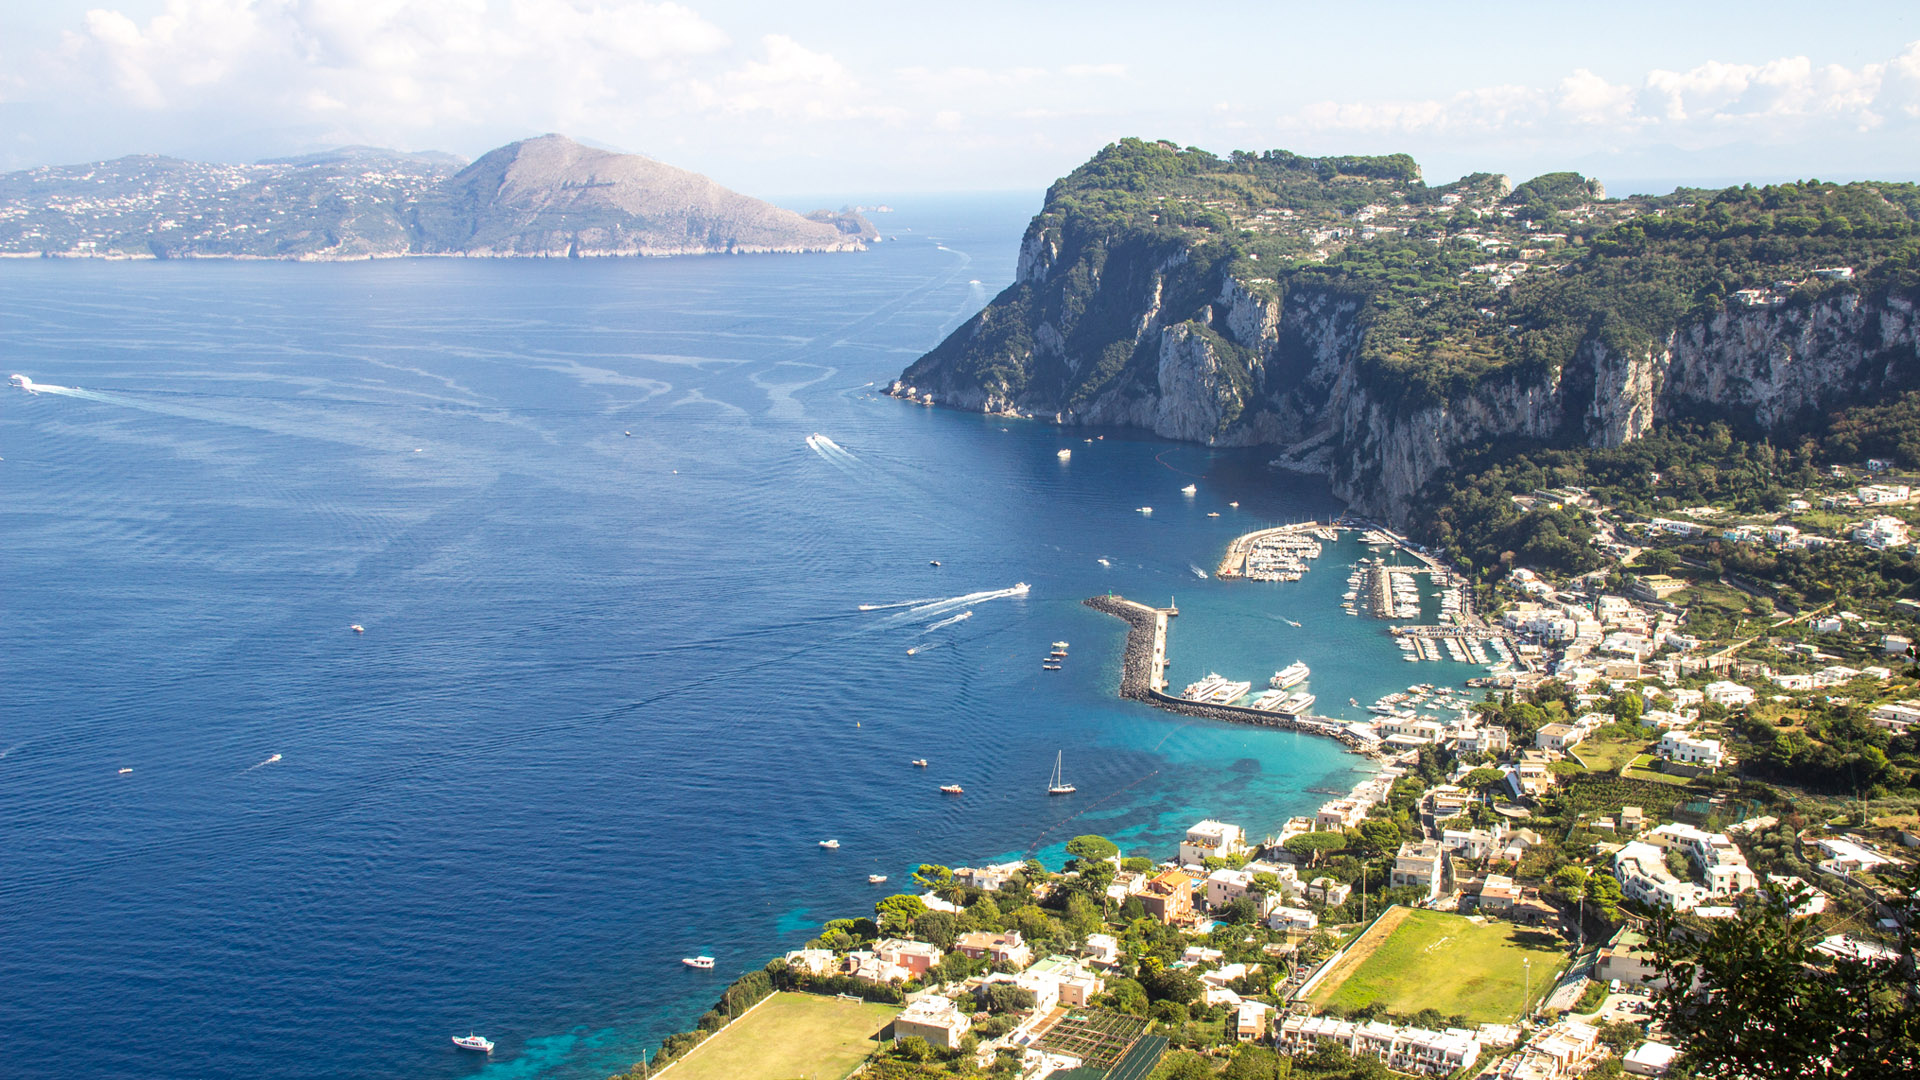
620 447 1920 1080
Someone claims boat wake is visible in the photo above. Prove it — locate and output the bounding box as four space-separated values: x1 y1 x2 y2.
804 432 861 473
1189 564 1209 579
243 753 283 773
857 597 940 612
860 584 1030 627
925 610 972 631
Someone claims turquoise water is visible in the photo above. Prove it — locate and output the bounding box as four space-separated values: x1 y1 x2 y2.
1 195 1486 1080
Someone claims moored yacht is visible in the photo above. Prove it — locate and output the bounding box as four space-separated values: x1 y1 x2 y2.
452 1034 494 1054
1269 661 1310 690
682 956 715 970
940 783 964 794
1047 751 1076 795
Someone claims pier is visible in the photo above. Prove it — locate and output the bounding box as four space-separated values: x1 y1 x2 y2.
1215 521 1340 578
1083 595 1380 755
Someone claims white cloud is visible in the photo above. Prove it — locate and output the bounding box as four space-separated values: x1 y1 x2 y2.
1284 41 1920 149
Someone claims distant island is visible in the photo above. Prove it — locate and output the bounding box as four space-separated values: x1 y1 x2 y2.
0 134 874 260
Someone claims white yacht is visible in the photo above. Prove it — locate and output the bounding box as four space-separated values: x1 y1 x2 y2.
1270 661 1310 690
869 874 888 884
1047 751 1076 795
452 1034 494 1054
818 839 840 849
1180 484 1197 495
682 956 715 970
1057 449 1071 460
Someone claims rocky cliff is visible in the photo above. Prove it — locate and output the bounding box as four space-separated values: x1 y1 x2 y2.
896 140 1920 524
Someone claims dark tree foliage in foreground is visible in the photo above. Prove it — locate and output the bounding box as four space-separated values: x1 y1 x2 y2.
1649 880 1920 1079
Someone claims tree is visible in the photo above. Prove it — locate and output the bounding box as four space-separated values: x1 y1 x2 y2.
1356 819 1404 855
1648 883 1920 1078
1284 831 1347 867
875 894 927 935
1583 874 1623 920
1611 692 1644 725
912 863 953 890
1066 834 1120 865
911 910 958 948
1096 976 1148 1015
982 983 1036 1014
1463 767 1507 798
895 1034 934 1062
1219 896 1260 926
1140 965 1203 1005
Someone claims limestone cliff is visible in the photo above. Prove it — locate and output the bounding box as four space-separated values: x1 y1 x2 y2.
896 140 1920 524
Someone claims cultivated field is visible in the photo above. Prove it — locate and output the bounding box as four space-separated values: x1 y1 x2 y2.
1307 907 1567 1023
660 992 900 1080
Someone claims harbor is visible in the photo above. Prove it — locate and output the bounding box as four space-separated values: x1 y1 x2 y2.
1083 594 1382 754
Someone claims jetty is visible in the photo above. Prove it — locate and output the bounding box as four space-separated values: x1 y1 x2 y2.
1215 521 1340 578
1083 595 1379 755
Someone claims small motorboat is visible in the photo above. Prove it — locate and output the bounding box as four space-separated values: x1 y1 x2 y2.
1057 449 1071 460
624 430 632 437
869 874 888 884
940 784 964 794
452 1034 494 1054
819 839 840 849
1052 641 1069 649
911 759 928 767
929 560 941 566
1207 512 1220 517
906 647 918 655
682 956 715 970
1136 507 1152 515
118 767 133 775
1181 484 1197 495
349 624 364 634
1229 501 1240 508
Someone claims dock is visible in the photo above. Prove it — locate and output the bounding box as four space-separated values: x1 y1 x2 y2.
1083 595 1380 755
1215 521 1340 578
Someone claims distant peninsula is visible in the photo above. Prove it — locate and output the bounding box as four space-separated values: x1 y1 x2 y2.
0 134 874 261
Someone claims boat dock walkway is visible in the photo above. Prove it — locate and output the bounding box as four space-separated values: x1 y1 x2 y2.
1215 521 1340 578
1083 594 1380 755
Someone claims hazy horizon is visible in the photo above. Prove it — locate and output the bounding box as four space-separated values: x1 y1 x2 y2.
3 1 1918 197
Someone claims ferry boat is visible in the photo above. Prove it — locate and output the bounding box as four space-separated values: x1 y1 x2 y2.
1279 691 1316 714
1046 751 1076 795
452 1033 494 1054
1181 673 1252 705
1269 661 1310 690
818 839 840 849
682 956 715 970
940 783 964 794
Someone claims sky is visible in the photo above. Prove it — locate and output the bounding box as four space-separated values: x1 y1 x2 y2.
3 0 1920 197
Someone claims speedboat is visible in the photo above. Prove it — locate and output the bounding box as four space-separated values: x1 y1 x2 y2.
1229 501 1239 508
1181 484 1197 495
940 784 964 794
911 759 928 767
682 956 715 970
819 839 840 849
452 1034 494 1054
1136 507 1152 515
929 560 941 566
1057 449 1071 460
350 624 364 634
1053 641 1069 649
869 874 888 884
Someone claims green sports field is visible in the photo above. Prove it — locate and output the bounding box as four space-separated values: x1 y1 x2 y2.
660 992 901 1080
1306 907 1567 1023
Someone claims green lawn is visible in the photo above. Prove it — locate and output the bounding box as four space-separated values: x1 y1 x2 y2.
661 992 901 1080
1573 732 1651 774
1308 907 1567 1023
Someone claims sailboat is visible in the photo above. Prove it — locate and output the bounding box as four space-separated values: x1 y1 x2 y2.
1047 751 1076 795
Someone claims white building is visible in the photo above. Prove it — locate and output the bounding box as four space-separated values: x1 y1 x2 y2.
1614 840 1708 910
1657 731 1724 768
1178 820 1248 865
1703 680 1756 707
1854 516 1911 550
1647 824 1756 897
1871 702 1920 734
893 995 972 1049
1392 841 1447 903
1278 1015 1482 1078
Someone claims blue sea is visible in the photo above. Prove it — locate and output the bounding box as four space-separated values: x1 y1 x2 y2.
0 195 1485 1080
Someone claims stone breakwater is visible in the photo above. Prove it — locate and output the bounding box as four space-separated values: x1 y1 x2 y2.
1083 595 1379 756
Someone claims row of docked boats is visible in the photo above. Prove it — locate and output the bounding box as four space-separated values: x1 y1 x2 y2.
1043 640 1068 671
